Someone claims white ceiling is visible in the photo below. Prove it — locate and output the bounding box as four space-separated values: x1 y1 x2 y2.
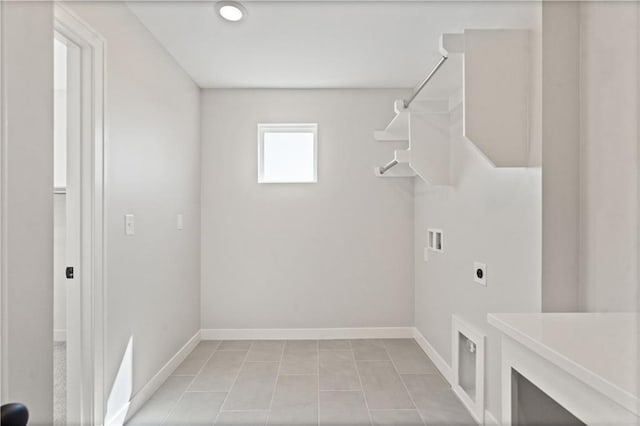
127 1 539 89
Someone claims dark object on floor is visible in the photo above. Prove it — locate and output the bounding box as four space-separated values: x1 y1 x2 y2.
1 403 29 426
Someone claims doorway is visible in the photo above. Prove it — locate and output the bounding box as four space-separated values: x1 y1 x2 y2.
53 31 82 425
52 35 67 426
53 5 106 425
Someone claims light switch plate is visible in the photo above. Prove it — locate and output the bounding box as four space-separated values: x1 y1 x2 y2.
474 262 487 286
427 229 444 253
423 247 429 262
177 214 184 230
125 214 135 236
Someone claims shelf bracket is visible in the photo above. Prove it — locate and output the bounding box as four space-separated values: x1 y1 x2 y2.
378 159 399 175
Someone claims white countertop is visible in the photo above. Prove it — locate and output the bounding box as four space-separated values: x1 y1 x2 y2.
488 312 639 416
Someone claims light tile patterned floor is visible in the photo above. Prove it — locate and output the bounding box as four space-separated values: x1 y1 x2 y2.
126 339 475 425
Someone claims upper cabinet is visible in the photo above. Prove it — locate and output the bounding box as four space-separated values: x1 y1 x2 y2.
446 29 531 167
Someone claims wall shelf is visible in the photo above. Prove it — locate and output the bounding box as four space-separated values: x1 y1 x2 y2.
374 148 415 177
374 98 454 185
374 100 409 142
375 29 532 183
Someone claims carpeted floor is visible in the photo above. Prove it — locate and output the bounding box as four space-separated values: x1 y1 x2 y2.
54 341 66 426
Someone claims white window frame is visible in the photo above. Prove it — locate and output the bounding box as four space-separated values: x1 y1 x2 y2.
258 123 318 183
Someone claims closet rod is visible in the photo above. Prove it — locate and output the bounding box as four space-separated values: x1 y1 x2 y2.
403 55 448 109
379 159 399 175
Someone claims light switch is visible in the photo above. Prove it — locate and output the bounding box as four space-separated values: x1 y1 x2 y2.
427 229 443 253
424 247 429 262
177 214 184 230
125 214 135 236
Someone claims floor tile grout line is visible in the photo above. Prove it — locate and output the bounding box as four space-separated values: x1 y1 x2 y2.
184 340 223 390
184 359 284 394
352 341 374 426
368 408 422 411
319 388 362 392
213 341 254 425
271 373 317 377
139 339 435 426
318 346 358 393
158 340 222 425
387 339 442 377
136 339 459 426
263 340 286 425
278 372 321 376
384 339 427 426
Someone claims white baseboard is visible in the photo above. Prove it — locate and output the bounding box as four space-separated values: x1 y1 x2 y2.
412 327 453 383
201 327 414 341
54 329 67 342
106 402 130 426
413 327 498 425
453 386 485 425
484 409 500 425
123 330 201 423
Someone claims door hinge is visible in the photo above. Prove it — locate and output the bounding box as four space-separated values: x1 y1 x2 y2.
66 266 74 279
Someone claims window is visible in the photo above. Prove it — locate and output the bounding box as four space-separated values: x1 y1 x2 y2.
258 123 318 183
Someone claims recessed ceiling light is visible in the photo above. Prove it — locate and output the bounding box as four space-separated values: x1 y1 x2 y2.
216 1 247 22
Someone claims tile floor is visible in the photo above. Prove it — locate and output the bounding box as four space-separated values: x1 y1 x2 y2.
54 341 67 426
126 339 475 425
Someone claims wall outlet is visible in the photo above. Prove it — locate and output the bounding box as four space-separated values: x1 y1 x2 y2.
125 214 135 236
474 262 487 286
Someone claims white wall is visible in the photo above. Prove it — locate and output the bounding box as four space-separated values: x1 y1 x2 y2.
541 1 581 312
540 2 639 313
414 2 638 420
64 1 202 411
1 2 54 422
579 2 639 312
200 89 414 330
414 141 542 419
413 24 542 421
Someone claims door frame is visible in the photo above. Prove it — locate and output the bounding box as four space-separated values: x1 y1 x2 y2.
0 0 5 402
54 4 106 425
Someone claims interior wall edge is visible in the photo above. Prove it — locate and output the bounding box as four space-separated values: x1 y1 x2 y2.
541 0 581 312
637 0 640 315
578 1 639 312
0 0 6 403
1 1 54 422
